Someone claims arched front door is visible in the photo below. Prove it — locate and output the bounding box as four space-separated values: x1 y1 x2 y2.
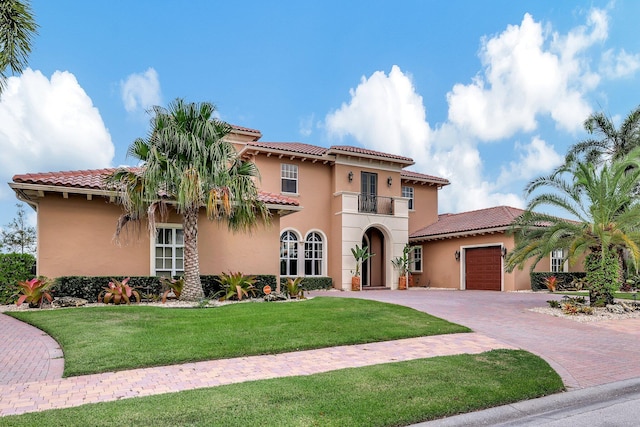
362 227 385 288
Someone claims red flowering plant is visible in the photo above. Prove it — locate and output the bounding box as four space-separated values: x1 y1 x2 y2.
544 276 558 292
16 277 54 308
98 277 140 305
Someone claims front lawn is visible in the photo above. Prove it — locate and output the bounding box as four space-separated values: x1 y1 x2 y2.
8 297 470 376
1 349 563 427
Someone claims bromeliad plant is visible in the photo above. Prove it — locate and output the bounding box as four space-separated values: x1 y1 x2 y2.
284 277 305 299
216 272 258 301
160 276 184 303
98 277 140 305
544 276 558 292
16 277 53 308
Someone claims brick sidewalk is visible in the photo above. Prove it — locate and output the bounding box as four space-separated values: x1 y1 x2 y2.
0 331 512 416
0 313 64 385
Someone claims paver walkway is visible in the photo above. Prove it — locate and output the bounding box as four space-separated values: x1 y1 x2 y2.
0 310 512 417
0 313 64 385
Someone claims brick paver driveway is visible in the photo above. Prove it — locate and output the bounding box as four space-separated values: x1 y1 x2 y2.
316 289 640 390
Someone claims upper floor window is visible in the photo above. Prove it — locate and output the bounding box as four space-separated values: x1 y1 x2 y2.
280 231 298 276
154 226 184 277
411 246 422 272
304 232 323 276
281 164 298 194
551 249 567 273
402 186 414 210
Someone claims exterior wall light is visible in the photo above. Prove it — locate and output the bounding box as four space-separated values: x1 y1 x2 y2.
455 250 460 261
387 176 393 186
501 247 507 258
348 171 353 182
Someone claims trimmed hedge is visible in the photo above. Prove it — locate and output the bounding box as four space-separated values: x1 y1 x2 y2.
0 253 36 304
54 274 278 301
280 276 333 291
530 272 587 291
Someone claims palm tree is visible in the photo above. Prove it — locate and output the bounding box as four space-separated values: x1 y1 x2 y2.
505 149 640 306
108 99 270 301
0 0 38 93
566 106 640 165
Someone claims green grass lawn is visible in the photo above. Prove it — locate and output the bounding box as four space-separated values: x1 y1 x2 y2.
1 349 563 427
8 297 470 376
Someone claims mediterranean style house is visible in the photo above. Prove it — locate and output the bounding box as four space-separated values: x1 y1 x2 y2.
9 125 576 291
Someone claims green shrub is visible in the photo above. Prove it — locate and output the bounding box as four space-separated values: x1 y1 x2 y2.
280 276 332 291
585 250 619 306
202 275 276 297
55 276 161 301
530 272 586 291
54 275 278 301
0 253 36 304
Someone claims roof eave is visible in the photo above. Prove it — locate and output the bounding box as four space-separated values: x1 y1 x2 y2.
328 148 415 166
239 145 330 163
410 226 513 242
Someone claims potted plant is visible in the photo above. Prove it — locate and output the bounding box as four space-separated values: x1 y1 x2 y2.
392 244 417 290
351 244 374 291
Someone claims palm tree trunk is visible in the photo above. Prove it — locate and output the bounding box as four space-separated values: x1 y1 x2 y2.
180 207 205 301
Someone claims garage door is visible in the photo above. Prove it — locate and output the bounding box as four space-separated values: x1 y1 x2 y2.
465 246 502 291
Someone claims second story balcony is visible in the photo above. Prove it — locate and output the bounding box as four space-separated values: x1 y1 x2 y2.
358 194 394 215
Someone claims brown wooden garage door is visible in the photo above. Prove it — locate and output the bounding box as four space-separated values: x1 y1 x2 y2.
465 246 502 291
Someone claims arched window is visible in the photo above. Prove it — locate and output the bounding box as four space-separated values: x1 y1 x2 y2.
280 231 298 276
304 232 323 276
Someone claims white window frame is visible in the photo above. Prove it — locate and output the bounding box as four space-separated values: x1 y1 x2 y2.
151 224 184 277
280 230 299 276
281 164 298 194
551 249 568 273
411 246 422 273
402 185 414 210
304 232 324 276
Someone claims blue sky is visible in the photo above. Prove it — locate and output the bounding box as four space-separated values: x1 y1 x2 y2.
1 0 639 229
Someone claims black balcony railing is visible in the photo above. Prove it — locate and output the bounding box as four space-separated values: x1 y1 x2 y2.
358 194 393 215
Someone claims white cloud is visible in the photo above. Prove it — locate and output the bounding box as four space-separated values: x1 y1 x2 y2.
298 113 315 137
323 7 630 215
324 67 523 213
120 68 161 114
0 69 114 199
326 65 431 162
497 137 563 185
601 49 640 78
446 9 608 141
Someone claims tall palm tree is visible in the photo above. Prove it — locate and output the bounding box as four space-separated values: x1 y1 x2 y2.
566 105 640 165
0 0 38 93
108 99 270 301
505 149 640 306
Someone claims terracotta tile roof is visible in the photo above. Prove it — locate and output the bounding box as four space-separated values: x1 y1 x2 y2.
328 145 414 163
12 168 299 207
245 141 416 164
257 191 299 206
410 206 526 240
245 141 328 156
12 168 117 190
401 170 450 186
230 124 262 135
